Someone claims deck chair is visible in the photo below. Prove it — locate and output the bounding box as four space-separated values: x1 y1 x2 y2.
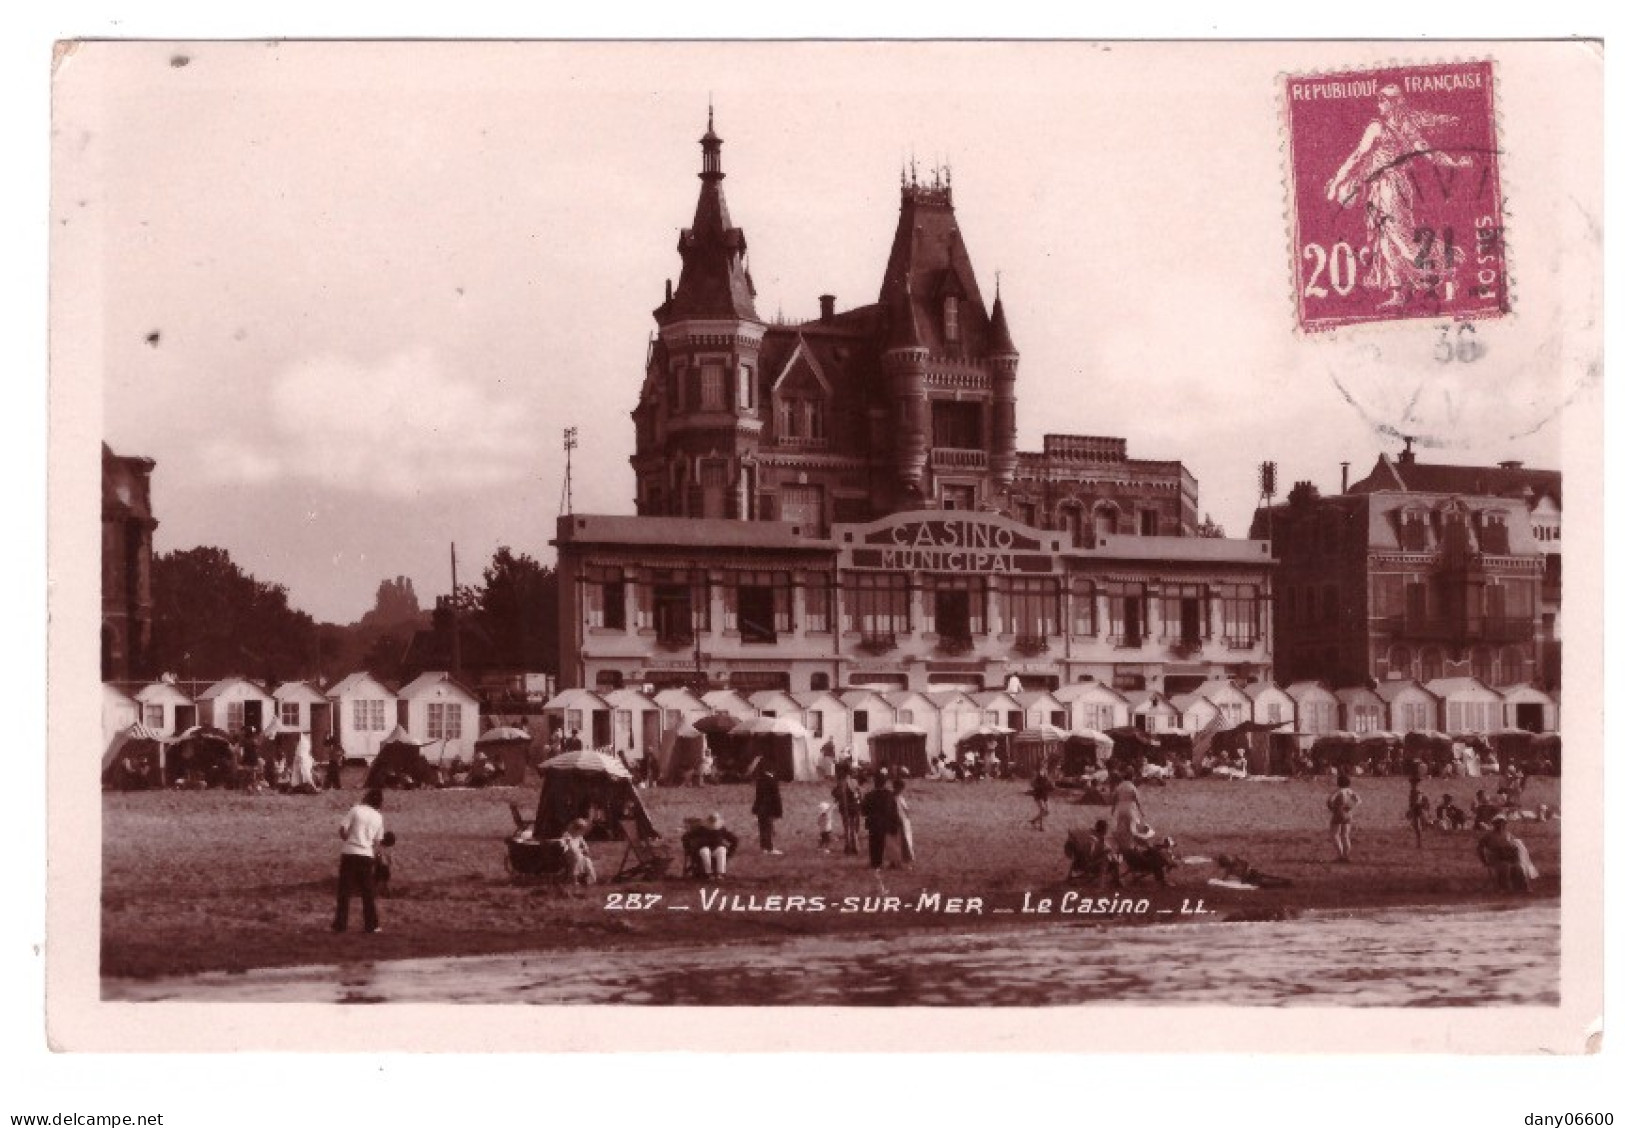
613 818 674 883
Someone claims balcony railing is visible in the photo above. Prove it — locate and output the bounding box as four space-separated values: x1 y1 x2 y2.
930 448 989 470
857 632 898 655
1375 615 1536 644
1012 635 1051 656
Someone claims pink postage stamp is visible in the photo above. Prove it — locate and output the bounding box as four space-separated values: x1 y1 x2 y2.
1285 60 1506 332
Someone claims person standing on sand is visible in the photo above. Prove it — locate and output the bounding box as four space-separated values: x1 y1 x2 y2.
892 777 915 868
1109 770 1146 852
861 769 900 871
832 764 862 855
1327 772 1360 863
1407 778 1432 849
333 788 386 933
1029 769 1054 831
752 770 784 855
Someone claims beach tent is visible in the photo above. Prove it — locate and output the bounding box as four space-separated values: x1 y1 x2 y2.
363 725 439 789
532 750 658 841
1061 730 1112 776
729 716 819 781
868 724 929 777
478 725 537 785
1530 732 1561 773
883 691 943 758
659 721 706 784
168 725 237 786
1010 723 1069 777
101 722 171 789
700 688 757 723
102 684 140 750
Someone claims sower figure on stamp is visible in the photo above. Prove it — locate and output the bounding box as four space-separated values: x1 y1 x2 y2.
333 787 386 934
1325 84 1474 309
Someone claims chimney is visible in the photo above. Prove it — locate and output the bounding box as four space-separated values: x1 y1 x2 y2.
819 294 836 321
1398 436 1417 466
1499 460 1524 471
1340 462 1350 493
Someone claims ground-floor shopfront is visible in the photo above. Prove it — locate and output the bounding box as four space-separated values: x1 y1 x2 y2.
556 509 1275 698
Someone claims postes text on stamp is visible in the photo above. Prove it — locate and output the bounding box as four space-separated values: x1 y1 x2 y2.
1285 60 1506 333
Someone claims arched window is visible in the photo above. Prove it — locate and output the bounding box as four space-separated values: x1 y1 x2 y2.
810 672 831 692
1063 506 1087 548
944 296 959 343
1419 647 1444 683
1388 645 1412 679
1094 504 1118 541
1470 646 1496 684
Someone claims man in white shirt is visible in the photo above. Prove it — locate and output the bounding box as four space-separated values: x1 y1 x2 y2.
333 787 386 933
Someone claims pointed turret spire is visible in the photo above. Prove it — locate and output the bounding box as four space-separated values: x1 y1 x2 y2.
700 99 723 179
988 276 1017 356
657 106 759 324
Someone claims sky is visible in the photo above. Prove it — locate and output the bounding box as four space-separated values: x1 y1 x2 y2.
68 41 1599 622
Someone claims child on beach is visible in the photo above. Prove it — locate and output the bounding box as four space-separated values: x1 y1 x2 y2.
1327 773 1360 863
816 801 835 853
1406 782 1431 848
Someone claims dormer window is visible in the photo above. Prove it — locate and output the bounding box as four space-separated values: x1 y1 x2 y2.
944 296 960 343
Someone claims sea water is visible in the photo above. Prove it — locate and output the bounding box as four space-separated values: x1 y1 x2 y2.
105 902 1558 1006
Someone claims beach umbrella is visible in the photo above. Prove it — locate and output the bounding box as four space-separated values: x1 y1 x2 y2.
1021 723 1070 741
477 726 533 744
692 712 739 735
539 750 633 779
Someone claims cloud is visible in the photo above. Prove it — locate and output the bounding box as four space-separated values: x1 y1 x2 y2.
203 349 537 497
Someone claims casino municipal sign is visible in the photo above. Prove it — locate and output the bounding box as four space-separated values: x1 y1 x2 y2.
844 512 1056 574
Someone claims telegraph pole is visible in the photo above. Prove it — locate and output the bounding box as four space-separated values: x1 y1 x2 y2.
450 542 462 678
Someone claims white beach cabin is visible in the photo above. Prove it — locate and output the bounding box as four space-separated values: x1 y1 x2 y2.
326 672 399 762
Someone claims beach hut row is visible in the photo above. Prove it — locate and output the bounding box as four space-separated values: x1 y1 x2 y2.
105 671 1560 773
102 671 489 765
536 677 1561 769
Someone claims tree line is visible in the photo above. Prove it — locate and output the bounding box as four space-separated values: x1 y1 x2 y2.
144 545 558 687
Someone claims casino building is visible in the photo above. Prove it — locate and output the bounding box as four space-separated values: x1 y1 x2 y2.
556 114 1274 698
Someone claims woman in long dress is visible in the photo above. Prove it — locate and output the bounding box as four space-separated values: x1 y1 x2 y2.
892 778 915 868
1325 85 1473 308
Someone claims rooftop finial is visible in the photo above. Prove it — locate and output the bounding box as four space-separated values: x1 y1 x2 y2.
708 94 714 133
995 269 1002 299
